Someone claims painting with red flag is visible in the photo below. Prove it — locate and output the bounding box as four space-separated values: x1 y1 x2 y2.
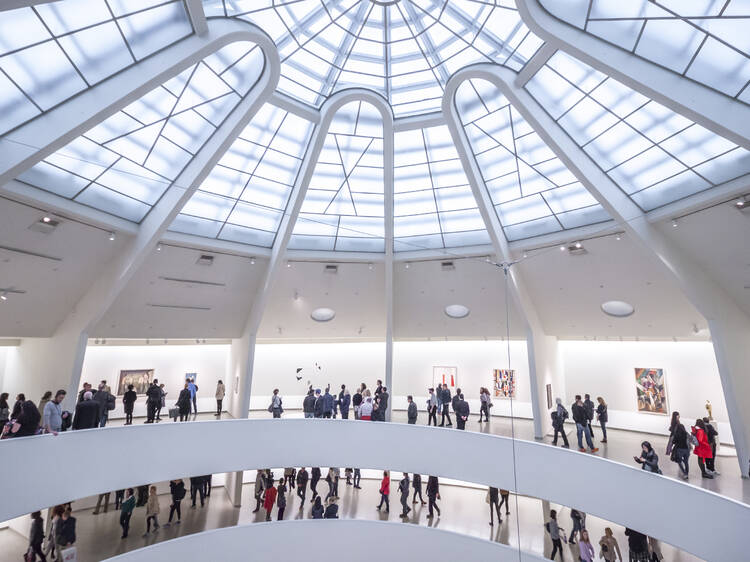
432 366 457 389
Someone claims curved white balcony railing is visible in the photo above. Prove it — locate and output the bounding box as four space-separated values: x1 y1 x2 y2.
2 419 747 561
104 520 547 562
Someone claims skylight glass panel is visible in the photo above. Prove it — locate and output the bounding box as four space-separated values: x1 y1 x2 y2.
290 101 385 252
171 102 314 248
526 51 750 211
224 0 543 117
539 0 750 102
18 42 263 222
0 0 192 136
393 124 490 252
456 78 610 241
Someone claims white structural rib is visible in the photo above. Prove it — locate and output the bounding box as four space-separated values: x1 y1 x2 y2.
0 19 276 189
516 0 750 151
5 20 281 414
224 88 395 501
442 74 564 441
454 62 750 476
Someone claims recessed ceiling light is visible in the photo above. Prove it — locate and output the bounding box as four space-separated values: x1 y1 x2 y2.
575 241 582 249
368 262 373 270
560 245 566 251
156 244 162 251
444 304 470 319
0 293 7 301
250 257 256 265
671 219 678 228
42 216 51 223
405 262 410 269
311 307 335 322
615 234 621 241
108 231 116 241
286 261 292 268
601 300 635 318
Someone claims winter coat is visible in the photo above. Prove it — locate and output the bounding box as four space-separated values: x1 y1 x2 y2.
692 427 713 459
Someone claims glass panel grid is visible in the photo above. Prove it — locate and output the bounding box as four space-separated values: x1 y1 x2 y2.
172 101 314 247
18 42 263 222
0 0 193 135
539 0 750 103
457 78 611 241
526 51 750 211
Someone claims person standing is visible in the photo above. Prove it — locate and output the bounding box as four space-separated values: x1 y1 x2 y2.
37 392 52 427
378 386 390 421
177 383 191 422
324 497 339 519
426 475 440 518
552 398 570 448
93 382 114 427
596 397 608 443
583 394 596 438
376 471 390 512
123 385 137 425
488 487 501 526
263 480 277 521
702 417 720 475
119 489 136 539
455 393 469 430
407 395 418 424
359 394 373 421
339 386 351 419
322 387 334 418
143 486 160 536
451 388 461 418
44 506 63 559
145 379 161 423
28 511 46 562
545 509 563 561
156 384 166 421
296 467 309 507
270 389 283 418
647 537 664 562
579 530 595 562
72 392 99 430
215 380 225 417
399 473 411 518
0 393 10 426
43 390 66 435
310 467 321 500
284 467 296 490
439 384 452 427
352 386 363 419
276 480 286 520
253 470 266 513
313 389 324 418
478 387 491 423
572 395 598 453
353 468 362 489
187 378 198 415
55 508 76 552
11 393 25 419
692 418 714 479
625 528 649 562
165 479 185 526
427 388 438 426
412 473 425 505
498 489 510 516
303 389 316 418
599 527 622 562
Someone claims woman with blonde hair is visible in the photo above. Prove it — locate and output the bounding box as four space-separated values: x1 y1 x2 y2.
578 529 595 562
599 527 622 561
596 396 608 443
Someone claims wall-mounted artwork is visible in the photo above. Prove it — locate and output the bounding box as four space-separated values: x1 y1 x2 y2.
546 384 553 409
493 369 515 398
433 366 457 389
635 368 668 415
117 369 155 395
185 372 197 383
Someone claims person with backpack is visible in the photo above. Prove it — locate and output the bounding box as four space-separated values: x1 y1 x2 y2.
596 397 608 443
119 489 136 539
634 441 661 473
583 394 596 438
702 417 720 476
552 398 570 448
668 412 691 480
398 473 411 518
122 385 137 425
165 479 185 526
545 509 564 561
572 395 598 453
270 389 283 418
439 384 452 427
692 418 714 479
568 508 584 544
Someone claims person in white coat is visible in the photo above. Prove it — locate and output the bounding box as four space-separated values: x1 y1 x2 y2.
215 380 225 417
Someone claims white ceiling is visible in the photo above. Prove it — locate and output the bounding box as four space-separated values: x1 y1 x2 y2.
0 197 126 336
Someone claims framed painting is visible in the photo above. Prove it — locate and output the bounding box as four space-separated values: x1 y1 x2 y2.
546 384 553 409
433 366 457 389
117 369 154 395
185 372 197 383
493 369 515 398
634 368 668 415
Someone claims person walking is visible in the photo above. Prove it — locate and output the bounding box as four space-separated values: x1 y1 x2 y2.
407 395 418 424
634 441 661 473
583 394 596 438
303 389 316 418
145 379 161 423
412 473 425 505
252 470 266 513
579 530 595 562
353 468 362 489
44 506 63 559
283 467 296 490
647 537 664 562
426 475 440 518
55 508 76 552
177 383 191 422
310 467 321 500
398 473 411 518
156 383 166 421
498 489 510 515
568 508 584 544
263 480 277 521
545 509 563 561
164 479 185 526
625 528 650 562
668 412 690 479
572 395 598 453
215 380 225 417
599 527 622 562
376 471 390 512
488 486 501 526
123 385 137 425
276 480 286 520
552 398 570 448
439 384 452 427
596 397 608 443
311 496 324 519
325 467 339 500
692 418 714 479
478 387 491 422
359 394 373 421
455 393 469 430
42 390 66 435
352 386 363 419
270 389 283 418
119 489 135 539
143 486 160 536
296 467 309 507
72 392 99 430
187 378 198 415
339 385 351 419
37 392 52 427
427 388 438 426
28 511 46 562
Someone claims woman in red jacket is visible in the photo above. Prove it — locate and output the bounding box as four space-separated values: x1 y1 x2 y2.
263 481 278 521
692 418 714 479
376 471 390 512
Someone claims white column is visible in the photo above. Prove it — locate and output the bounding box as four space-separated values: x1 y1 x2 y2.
442 74 564 440
383 101 395 422
457 62 750 475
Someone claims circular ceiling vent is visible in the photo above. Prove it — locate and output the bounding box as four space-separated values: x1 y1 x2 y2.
444 304 470 319
311 307 336 322
601 300 635 318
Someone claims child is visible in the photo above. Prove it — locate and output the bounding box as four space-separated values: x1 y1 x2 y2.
144 486 160 536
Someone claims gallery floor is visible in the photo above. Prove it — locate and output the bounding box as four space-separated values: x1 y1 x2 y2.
0 410 744 561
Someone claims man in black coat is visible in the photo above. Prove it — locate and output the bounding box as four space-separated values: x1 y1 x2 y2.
72 391 100 430
145 379 161 423
310 467 321 500
399 473 411 518
439 384 452 427
426 476 440 518
583 394 596 438
303 390 316 418
455 394 470 430
296 467 309 506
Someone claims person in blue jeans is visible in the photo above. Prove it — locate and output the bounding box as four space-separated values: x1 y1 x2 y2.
572 395 598 453
187 379 198 414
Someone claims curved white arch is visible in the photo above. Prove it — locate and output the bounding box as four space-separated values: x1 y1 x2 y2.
104 520 546 562
1 420 747 561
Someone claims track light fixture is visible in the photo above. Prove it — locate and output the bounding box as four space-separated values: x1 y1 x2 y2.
250 257 256 265
42 216 51 223
671 219 678 228
156 244 162 251
108 231 116 241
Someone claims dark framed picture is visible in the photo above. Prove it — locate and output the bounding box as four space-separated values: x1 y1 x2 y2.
117 369 155 395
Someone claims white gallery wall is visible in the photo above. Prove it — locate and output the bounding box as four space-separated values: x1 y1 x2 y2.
560 340 733 443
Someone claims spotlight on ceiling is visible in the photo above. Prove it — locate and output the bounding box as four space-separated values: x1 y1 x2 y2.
405 262 410 269
42 216 51 223
671 219 678 228
615 234 621 241
156 244 162 252
250 257 256 265
0 293 6 301
108 231 116 241
311 307 336 322
286 261 292 268
575 241 582 249
560 245 566 251
368 263 373 270
444 304 470 319
735 196 750 213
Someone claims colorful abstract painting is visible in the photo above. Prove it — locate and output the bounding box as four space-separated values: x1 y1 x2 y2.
635 368 668 415
493 369 515 398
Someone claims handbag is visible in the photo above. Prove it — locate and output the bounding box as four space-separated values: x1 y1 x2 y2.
665 434 673 456
168 407 179 420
